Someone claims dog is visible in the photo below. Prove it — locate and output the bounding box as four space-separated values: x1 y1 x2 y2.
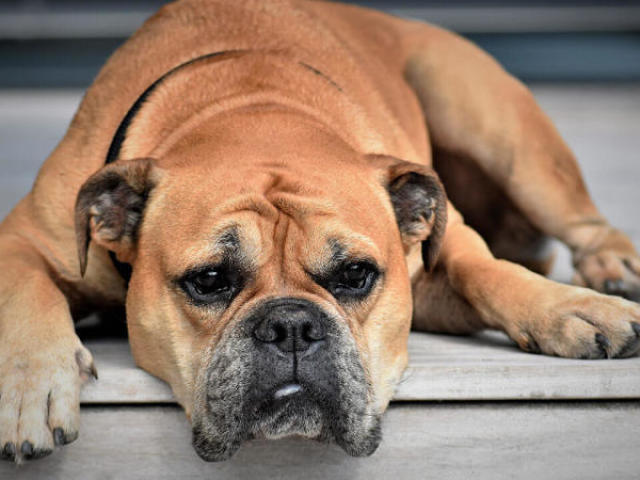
1 0 639 464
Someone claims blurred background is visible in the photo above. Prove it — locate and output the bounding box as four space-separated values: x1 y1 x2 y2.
0 0 639 281
1 0 640 87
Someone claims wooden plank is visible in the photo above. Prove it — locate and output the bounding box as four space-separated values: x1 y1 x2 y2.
2 402 639 480
81 339 174 403
399 332 640 400
80 331 640 404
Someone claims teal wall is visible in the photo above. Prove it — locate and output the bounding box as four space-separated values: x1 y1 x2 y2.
1 33 639 87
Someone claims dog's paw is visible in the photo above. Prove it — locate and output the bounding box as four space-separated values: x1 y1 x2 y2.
572 229 640 302
0 337 96 463
513 287 640 359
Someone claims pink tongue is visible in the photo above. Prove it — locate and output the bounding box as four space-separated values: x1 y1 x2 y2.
274 384 302 399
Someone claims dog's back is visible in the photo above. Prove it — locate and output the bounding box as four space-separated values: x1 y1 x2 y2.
48 0 427 178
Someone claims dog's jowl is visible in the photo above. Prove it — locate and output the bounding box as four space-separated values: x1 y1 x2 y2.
1 0 640 463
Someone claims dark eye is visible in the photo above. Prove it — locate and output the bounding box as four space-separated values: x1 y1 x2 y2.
325 261 378 300
192 270 229 295
181 267 240 305
339 263 369 290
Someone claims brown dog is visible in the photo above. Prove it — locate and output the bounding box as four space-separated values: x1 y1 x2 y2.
1 0 639 463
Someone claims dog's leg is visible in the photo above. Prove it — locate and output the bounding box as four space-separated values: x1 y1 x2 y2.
411 261 484 335
413 205 640 358
404 26 640 300
0 233 95 462
433 149 556 276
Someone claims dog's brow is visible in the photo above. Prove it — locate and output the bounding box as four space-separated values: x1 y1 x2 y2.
175 227 247 279
328 238 349 265
213 226 254 273
324 237 379 269
216 227 240 251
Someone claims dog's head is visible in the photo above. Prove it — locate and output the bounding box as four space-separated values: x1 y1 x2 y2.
75 109 446 460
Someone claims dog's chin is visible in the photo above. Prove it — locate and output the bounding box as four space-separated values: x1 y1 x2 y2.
250 394 325 441
191 393 382 462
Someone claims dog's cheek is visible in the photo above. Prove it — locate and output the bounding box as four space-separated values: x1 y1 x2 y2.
125 275 200 412
190 332 255 461
328 321 383 457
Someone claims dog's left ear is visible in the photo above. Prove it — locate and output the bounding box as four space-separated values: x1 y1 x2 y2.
74 158 158 277
371 155 448 272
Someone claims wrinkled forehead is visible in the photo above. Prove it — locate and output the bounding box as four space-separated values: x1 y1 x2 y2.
143 161 396 276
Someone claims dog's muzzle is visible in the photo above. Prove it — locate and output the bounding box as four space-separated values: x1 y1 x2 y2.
191 297 381 461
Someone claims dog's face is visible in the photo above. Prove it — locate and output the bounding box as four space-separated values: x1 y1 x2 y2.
75 110 446 460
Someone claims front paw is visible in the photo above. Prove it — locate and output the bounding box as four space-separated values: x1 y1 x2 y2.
514 287 640 359
0 338 96 463
572 229 640 302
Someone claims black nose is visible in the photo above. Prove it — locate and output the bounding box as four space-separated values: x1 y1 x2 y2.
253 299 327 354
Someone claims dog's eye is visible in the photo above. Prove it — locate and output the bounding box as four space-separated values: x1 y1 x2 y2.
192 270 229 295
339 263 369 290
181 267 239 305
325 262 378 300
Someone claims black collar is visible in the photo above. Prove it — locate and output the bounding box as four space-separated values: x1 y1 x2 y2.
105 50 247 166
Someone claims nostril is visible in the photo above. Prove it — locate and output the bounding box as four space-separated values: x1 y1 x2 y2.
302 320 326 342
254 319 294 345
273 323 288 343
254 319 278 343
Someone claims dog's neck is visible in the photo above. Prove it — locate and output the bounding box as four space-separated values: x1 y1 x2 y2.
114 50 389 163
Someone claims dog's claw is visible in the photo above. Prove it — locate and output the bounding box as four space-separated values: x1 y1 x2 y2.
20 441 33 459
595 333 611 359
52 427 77 446
90 362 98 380
602 278 636 300
53 427 65 446
1 442 16 461
603 279 625 295
618 322 640 357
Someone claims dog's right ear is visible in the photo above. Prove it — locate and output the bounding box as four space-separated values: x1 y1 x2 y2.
74 158 158 277
368 154 448 273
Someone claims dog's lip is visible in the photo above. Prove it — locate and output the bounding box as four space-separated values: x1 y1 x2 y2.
273 383 303 400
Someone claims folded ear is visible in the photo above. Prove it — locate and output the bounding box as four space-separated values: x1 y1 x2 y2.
373 155 448 272
74 158 157 277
